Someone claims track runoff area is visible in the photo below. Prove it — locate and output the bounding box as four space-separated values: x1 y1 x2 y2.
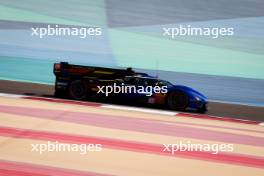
0 93 263 176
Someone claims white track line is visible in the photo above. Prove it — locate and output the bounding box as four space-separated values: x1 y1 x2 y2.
102 104 178 116
0 93 25 98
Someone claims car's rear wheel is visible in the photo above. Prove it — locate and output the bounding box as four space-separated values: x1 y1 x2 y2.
68 80 87 100
167 91 189 111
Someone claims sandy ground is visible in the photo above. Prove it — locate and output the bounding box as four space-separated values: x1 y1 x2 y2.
0 95 263 175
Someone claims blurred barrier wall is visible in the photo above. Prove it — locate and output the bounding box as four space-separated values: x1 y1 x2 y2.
0 0 264 104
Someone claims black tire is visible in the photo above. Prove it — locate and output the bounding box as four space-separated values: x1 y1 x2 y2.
167 91 189 111
54 90 65 98
197 104 207 113
68 80 87 100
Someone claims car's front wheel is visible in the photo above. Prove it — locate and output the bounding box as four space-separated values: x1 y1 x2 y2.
197 104 207 113
167 90 189 111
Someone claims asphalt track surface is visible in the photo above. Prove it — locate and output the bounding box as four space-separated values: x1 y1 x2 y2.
0 80 263 122
0 86 263 175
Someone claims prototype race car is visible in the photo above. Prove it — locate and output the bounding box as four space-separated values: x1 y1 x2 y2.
53 62 207 112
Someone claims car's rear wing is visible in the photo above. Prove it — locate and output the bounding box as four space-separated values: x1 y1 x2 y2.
53 62 136 79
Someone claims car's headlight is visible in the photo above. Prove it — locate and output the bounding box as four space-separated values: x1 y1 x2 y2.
195 96 200 101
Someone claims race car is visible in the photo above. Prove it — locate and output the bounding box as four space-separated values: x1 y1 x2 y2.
53 62 207 113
